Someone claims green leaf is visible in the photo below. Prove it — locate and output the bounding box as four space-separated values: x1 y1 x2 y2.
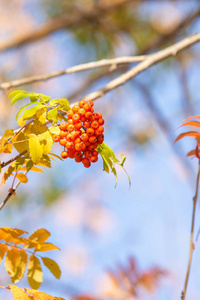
120 154 126 167
27 255 43 289
8 90 27 98
11 93 30 106
29 134 43 164
41 257 61 279
26 160 34 171
50 98 69 107
47 108 58 123
22 104 44 120
16 102 37 120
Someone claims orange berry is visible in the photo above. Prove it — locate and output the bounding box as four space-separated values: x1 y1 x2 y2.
68 119 74 125
78 108 86 116
75 156 82 163
83 121 90 128
72 114 80 123
85 111 93 119
72 105 80 113
59 138 67 146
61 151 68 159
68 152 75 158
84 151 92 159
98 126 104 133
74 122 82 130
92 150 98 156
91 121 99 129
87 100 94 107
93 112 102 120
83 104 91 111
80 142 86 151
86 128 94 136
60 122 68 131
94 128 102 136
67 110 74 119
74 151 83 159
60 131 68 138
75 143 82 151
79 100 86 108
98 118 104 125
66 142 74 150
90 156 98 163
80 133 89 142
85 141 91 147
88 144 96 151
67 134 73 142
89 136 97 143
80 116 87 122
67 124 75 132
97 134 104 144
82 158 91 168
53 135 60 142
75 137 81 144
71 131 79 140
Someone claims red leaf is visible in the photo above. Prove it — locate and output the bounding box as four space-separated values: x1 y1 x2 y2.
181 121 200 128
186 150 196 157
174 131 200 144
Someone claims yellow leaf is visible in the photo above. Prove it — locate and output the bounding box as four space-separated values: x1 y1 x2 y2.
11 250 27 283
3 142 13 153
41 257 61 279
18 116 26 127
29 134 43 164
16 173 28 183
5 248 20 279
20 166 43 173
0 227 27 242
12 132 29 154
0 244 8 264
9 285 30 300
39 130 53 155
35 242 60 252
29 229 51 243
0 163 15 186
27 254 43 289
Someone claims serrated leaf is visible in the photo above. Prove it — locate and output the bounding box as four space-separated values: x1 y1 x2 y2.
11 250 27 283
174 131 200 144
0 228 28 242
41 257 61 279
29 134 43 164
22 104 44 120
5 248 20 279
35 242 60 252
47 108 58 123
0 244 8 264
15 157 26 171
11 93 30 106
16 173 28 183
29 229 51 243
27 255 43 289
36 107 47 124
9 284 30 300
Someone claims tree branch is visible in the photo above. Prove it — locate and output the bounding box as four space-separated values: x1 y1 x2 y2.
0 150 27 170
80 33 200 102
181 159 200 300
0 56 146 90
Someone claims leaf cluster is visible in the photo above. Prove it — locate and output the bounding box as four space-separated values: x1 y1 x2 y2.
0 227 61 289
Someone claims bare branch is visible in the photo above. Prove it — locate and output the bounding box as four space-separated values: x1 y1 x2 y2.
0 56 146 90
0 150 27 170
80 33 200 102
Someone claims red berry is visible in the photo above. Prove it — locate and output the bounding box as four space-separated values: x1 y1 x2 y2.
53 135 60 142
60 122 68 131
87 100 94 107
90 156 98 163
86 128 94 136
91 121 99 129
72 114 80 123
72 105 80 113
61 151 68 159
59 139 67 146
85 111 93 119
67 124 75 132
89 136 97 143
83 121 91 128
98 118 104 125
67 110 74 119
80 133 89 142
79 100 86 108
74 122 82 130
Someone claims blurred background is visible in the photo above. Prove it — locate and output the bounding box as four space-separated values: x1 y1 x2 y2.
0 0 200 299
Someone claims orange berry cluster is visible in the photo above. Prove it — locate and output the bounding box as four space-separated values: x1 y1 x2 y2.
52 100 104 168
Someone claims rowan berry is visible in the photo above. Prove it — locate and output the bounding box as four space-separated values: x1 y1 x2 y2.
80 142 86 151
67 124 75 132
98 126 104 133
92 150 98 156
90 108 94 113
72 114 80 123
85 141 91 147
59 139 67 146
68 119 74 125
60 122 68 131
67 110 74 119
79 100 86 108
75 137 81 144
80 133 89 142
88 144 96 152
78 108 86 116
71 131 79 140
68 151 75 158
53 135 60 142
85 111 93 119
97 134 104 144
91 121 99 129
80 116 87 122
86 128 94 136
61 151 68 159
83 104 91 111
84 151 92 159
75 143 82 151
66 142 74 150
67 134 73 142
74 122 82 130
72 105 80 113
90 156 98 163
98 118 104 125
74 152 82 159
82 158 91 168
75 156 82 163
93 112 102 120
89 136 97 144
83 121 91 128
87 100 94 107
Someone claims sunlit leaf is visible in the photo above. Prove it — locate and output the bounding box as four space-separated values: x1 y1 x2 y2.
48 126 60 135
25 288 65 300
39 130 53 155
0 244 8 264
10 92 30 106
12 132 29 154
9 285 30 300
47 108 58 123
27 255 43 289
11 250 27 283
16 173 28 183
5 248 20 279
41 257 61 279
35 242 60 252
29 229 51 243
29 134 43 164
1 163 15 186
16 102 37 120
22 104 44 120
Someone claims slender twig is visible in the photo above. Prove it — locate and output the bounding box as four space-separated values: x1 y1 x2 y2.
181 159 200 300
0 150 27 170
0 171 28 211
0 55 146 90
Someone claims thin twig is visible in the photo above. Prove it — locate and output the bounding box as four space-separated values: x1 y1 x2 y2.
0 171 28 211
181 159 200 300
0 150 27 170
0 56 146 90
